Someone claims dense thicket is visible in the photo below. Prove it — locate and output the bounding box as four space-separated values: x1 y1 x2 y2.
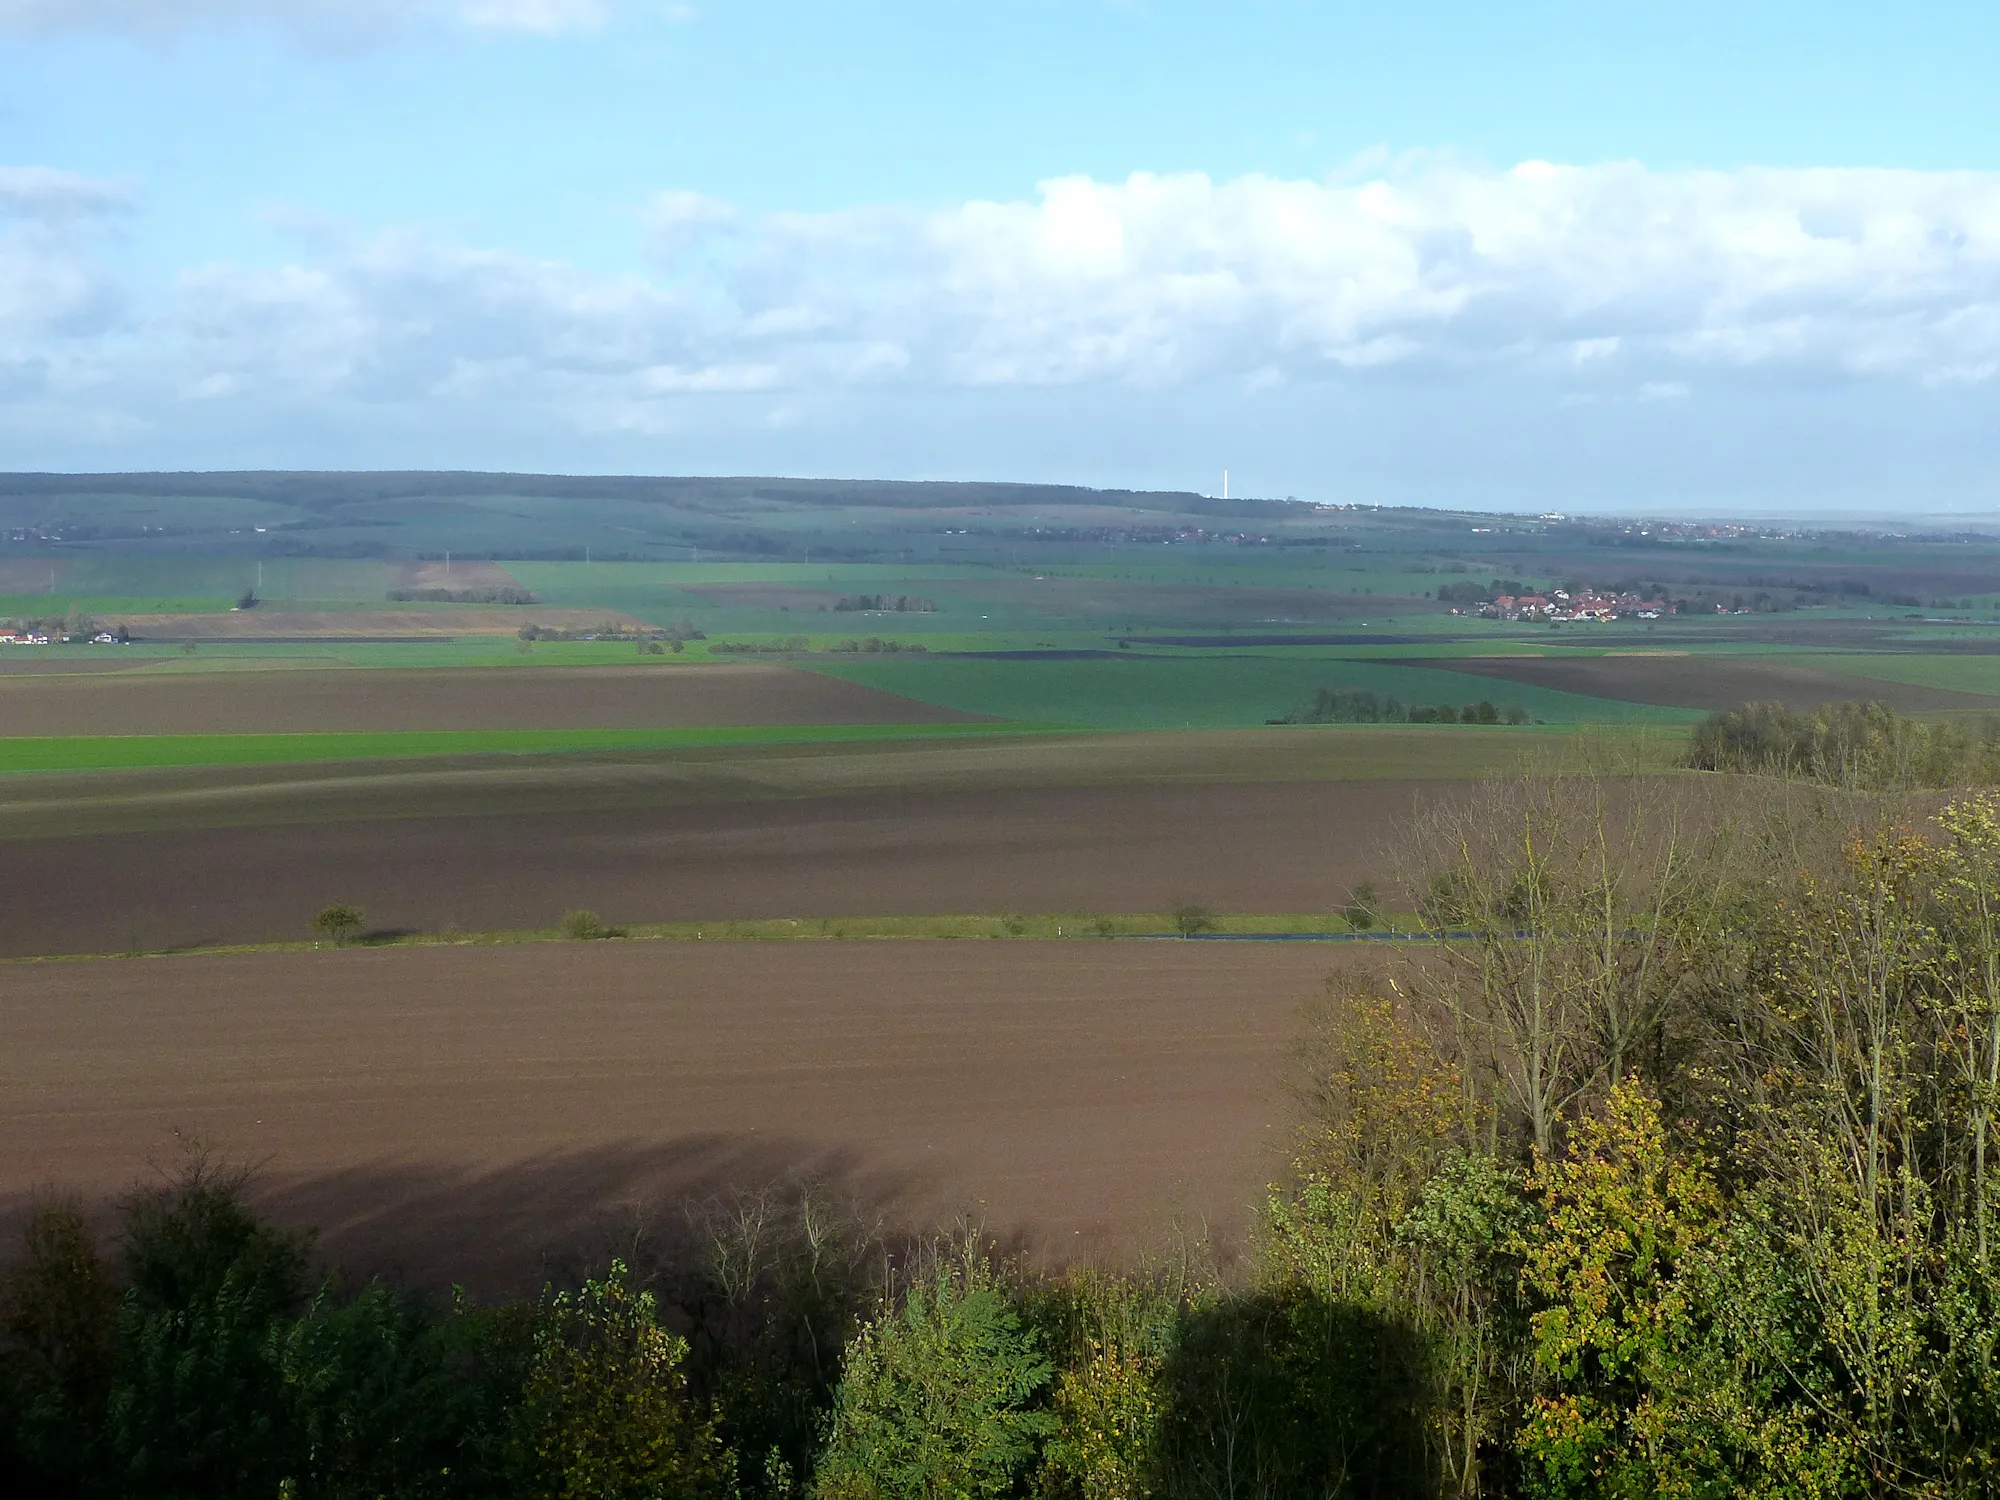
13 774 2000 1496
1279 687 1530 727
1686 699 2000 787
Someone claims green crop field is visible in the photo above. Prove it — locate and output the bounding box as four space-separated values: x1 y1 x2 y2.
806 653 1696 730
0 721 1035 774
1813 654 2000 698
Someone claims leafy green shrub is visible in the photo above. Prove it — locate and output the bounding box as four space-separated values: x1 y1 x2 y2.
277 1284 537 1499
519 1261 729 1500
561 909 608 941
310 904 364 945
1033 1274 1180 1500
108 1157 311 1499
814 1257 1053 1499
1170 902 1215 938
1039 1337 1161 1500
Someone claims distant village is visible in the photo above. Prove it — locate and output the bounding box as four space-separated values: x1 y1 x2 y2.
1459 587 1673 622
0 629 123 645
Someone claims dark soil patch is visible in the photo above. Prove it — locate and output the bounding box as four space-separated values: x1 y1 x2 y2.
0 941 1358 1285
0 662 987 736
0 779 1445 957
1408 655 2000 713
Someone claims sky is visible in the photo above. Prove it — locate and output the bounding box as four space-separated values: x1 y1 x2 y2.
2 1 1999 515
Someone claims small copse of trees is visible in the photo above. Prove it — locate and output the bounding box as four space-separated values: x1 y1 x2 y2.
832 595 937 614
1278 688 1529 726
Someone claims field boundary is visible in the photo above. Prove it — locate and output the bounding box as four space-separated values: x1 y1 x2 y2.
0 908 1437 964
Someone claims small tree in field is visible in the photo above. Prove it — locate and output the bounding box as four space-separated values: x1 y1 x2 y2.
311 905 364 946
1171 901 1216 938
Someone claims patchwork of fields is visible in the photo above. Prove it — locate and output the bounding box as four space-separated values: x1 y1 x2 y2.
12 499 2000 1266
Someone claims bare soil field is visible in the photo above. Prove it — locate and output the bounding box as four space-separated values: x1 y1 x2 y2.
0 941 1355 1287
1414 654 2000 712
0 662 984 736
116 607 650 639
0 559 61 591
387 560 525 592
0 779 1446 956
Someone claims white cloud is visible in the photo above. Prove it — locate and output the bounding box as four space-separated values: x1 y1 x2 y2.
0 166 128 356
0 0 615 42
6 159 2000 475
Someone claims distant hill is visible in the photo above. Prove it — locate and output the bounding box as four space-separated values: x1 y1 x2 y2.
0 470 1306 560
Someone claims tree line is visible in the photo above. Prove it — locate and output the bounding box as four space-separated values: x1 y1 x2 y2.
1687 699 2000 788
1278 688 1532 727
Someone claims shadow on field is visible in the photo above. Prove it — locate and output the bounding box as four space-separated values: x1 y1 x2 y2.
246 1135 950 1297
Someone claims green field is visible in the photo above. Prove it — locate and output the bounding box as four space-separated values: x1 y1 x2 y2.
1814 653 2000 698
807 654 1697 729
8 476 2000 785
0 721 1035 774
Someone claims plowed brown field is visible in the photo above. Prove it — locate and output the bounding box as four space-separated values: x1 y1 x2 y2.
0 941 1360 1286
0 662 985 736
0 778 1443 956
1413 654 2000 712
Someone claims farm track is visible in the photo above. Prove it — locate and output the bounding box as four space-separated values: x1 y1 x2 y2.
0 662 985 735
0 940 1363 1289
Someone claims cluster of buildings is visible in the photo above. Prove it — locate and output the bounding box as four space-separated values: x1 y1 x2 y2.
1465 588 1670 622
0 629 121 645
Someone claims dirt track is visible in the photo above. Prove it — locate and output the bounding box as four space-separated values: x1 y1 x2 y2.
1416 654 2000 712
0 779 1442 956
0 941 1355 1287
0 663 983 736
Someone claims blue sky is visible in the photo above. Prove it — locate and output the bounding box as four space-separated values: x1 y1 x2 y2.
2 1 1998 514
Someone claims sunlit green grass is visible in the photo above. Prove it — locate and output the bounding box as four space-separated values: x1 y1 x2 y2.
0 721 1041 773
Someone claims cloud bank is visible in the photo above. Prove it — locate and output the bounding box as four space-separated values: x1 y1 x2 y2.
4 160 1998 494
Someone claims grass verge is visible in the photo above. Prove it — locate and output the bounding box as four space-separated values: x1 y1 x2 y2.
5 909 1426 964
